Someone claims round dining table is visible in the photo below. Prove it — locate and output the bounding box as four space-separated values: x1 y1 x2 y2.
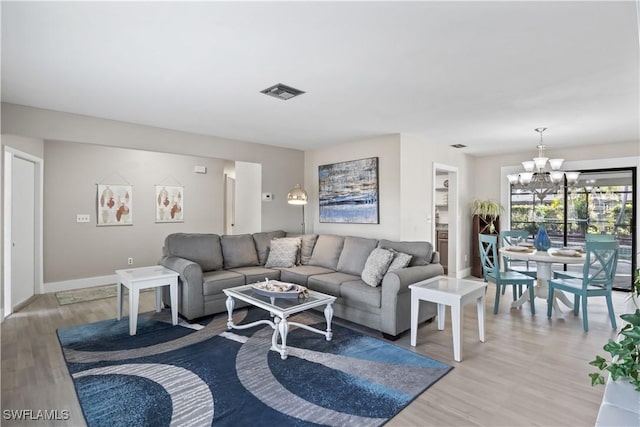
498 246 586 314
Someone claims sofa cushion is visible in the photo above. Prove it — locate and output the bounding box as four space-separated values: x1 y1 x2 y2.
388 250 413 272
221 234 260 269
265 237 301 268
340 280 382 310
361 248 394 287
307 272 360 297
279 265 335 286
164 233 223 271
336 236 379 275
378 239 433 266
307 235 345 269
286 233 319 265
252 230 286 265
202 270 245 295
228 266 280 284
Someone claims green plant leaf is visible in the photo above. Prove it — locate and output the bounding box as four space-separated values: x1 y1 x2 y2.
620 309 640 326
589 355 608 370
589 372 605 386
620 326 640 341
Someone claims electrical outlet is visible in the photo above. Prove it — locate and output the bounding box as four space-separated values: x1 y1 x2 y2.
76 214 90 223
127 257 133 265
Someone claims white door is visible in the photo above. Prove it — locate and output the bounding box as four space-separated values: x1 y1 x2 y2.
225 174 235 235
11 156 36 308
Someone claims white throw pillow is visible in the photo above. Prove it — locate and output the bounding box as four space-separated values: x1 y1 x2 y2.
387 250 413 272
265 237 301 268
361 248 394 287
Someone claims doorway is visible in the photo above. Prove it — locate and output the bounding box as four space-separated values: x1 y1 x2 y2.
433 163 459 277
3 147 43 317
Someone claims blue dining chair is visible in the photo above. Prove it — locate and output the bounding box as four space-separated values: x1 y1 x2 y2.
553 233 616 280
500 230 537 298
479 234 536 314
547 240 619 332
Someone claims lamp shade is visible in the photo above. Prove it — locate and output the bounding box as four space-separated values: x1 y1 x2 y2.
287 184 308 205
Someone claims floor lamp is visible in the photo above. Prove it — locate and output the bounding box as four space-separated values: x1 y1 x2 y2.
287 184 308 234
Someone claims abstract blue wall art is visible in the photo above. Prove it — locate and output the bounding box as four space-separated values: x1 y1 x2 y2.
319 157 379 224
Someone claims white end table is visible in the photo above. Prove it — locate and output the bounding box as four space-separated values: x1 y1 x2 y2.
409 276 487 362
116 266 179 335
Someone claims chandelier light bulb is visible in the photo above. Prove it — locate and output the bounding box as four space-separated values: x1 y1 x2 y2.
549 158 564 170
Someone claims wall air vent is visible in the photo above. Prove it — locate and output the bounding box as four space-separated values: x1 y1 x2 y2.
450 144 467 148
261 83 305 101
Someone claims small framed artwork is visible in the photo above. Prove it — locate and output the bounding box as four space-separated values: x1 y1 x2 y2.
319 157 379 224
155 185 183 223
97 184 133 226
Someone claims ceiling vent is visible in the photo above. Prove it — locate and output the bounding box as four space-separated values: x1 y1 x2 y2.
261 83 305 101
450 144 467 148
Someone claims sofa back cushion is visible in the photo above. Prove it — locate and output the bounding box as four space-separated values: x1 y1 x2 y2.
336 236 379 275
252 230 286 265
163 233 223 271
378 239 433 266
307 234 345 270
286 233 319 265
221 234 260 269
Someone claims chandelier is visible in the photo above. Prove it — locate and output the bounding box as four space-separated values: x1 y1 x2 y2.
507 127 580 201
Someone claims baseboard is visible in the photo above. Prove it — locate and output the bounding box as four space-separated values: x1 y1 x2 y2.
457 267 472 279
44 274 118 293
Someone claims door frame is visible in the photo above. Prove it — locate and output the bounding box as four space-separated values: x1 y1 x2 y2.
3 147 44 318
433 162 459 277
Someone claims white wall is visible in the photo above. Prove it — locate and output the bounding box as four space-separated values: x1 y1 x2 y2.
233 161 262 234
304 135 401 240
1 103 305 233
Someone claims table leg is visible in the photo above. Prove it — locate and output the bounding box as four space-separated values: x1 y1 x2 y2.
129 286 139 335
324 303 333 341
437 303 446 330
477 294 485 343
154 287 162 313
225 296 235 329
451 302 462 362
117 282 123 320
169 279 178 326
410 294 419 346
277 317 289 360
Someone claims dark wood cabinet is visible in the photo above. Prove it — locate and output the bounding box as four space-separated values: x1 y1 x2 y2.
472 215 500 278
437 230 448 275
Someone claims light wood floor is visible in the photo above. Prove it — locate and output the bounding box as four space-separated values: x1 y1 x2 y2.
1 281 628 426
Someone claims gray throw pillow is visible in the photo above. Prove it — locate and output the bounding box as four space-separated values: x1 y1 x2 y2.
361 248 394 287
265 237 301 268
387 250 413 272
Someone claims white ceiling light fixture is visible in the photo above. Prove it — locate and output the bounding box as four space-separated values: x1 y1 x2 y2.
261 83 306 101
507 128 581 201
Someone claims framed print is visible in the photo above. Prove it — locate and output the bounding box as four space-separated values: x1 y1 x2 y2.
155 185 183 223
97 184 133 226
319 157 379 224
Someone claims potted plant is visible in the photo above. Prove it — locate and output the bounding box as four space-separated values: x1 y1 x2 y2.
589 268 640 392
471 199 504 233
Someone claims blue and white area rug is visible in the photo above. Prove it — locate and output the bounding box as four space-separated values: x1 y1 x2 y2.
57 309 452 426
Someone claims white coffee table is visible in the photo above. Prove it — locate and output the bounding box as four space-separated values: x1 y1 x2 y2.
224 283 336 360
409 276 487 362
116 266 179 335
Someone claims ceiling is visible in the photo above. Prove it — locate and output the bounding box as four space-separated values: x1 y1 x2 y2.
2 1 639 156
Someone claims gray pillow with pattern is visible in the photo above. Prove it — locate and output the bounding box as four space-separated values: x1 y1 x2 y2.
361 248 394 287
265 237 301 268
387 251 413 272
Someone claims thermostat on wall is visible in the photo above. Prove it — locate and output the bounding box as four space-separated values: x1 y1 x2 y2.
194 165 207 174
262 193 273 201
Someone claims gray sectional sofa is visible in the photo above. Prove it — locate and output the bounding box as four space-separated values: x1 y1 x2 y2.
159 230 443 338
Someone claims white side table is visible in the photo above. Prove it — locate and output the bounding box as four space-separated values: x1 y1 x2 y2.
409 276 487 362
116 266 179 335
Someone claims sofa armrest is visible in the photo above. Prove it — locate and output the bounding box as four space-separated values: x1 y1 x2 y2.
159 256 204 320
380 264 444 336
381 264 444 297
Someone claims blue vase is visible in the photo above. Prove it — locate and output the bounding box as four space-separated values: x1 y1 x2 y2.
534 224 551 251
